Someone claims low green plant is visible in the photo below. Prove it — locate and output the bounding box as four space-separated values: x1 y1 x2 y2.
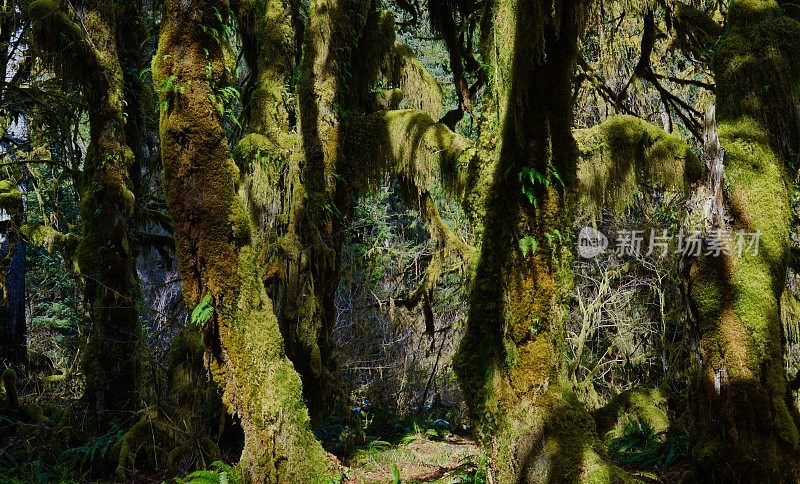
59 423 125 474
606 420 686 469
190 293 214 328
174 460 241 484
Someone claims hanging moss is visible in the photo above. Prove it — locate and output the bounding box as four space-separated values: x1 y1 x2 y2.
19 224 78 261
344 109 471 195
380 43 445 119
294 0 386 422
574 115 701 216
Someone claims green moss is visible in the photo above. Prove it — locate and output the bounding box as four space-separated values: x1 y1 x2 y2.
593 388 670 439
345 109 471 196
380 44 445 119
0 181 21 213
25 0 88 79
20 224 78 259
574 115 701 216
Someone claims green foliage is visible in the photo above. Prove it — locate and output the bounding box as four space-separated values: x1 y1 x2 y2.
174 460 241 484
543 229 564 247
606 420 686 469
190 293 215 328
208 85 241 127
60 424 125 473
199 7 235 45
158 74 185 111
517 235 538 257
516 165 565 207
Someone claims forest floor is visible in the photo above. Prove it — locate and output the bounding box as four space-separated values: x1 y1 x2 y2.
342 434 481 483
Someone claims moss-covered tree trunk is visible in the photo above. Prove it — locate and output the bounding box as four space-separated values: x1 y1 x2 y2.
235 0 343 425
294 0 393 422
452 0 626 481
26 0 143 420
688 0 800 480
153 0 337 480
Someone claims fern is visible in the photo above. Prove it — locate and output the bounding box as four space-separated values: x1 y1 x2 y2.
518 236 538 257
174 461 240 484
190 293 214 328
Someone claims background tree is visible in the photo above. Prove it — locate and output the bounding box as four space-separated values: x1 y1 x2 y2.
26 0 143 422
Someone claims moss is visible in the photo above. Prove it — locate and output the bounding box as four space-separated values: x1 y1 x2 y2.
20 224 78 260
593 388 670 438
237 0 347 423
781 287 800 343
491 389 632 483
237 0 297 148
0 181 21 213
380 43 445 119
22 403 44 423
574 115 701 217
344 109 471 196
25 0 89 81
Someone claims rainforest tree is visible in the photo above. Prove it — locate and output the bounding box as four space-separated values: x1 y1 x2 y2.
25 0 143 421
688 0 800 480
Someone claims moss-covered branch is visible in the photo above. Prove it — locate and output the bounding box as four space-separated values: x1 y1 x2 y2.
20 223 78 260
380 44 445 120
345 109 471 195
574 114 702 216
